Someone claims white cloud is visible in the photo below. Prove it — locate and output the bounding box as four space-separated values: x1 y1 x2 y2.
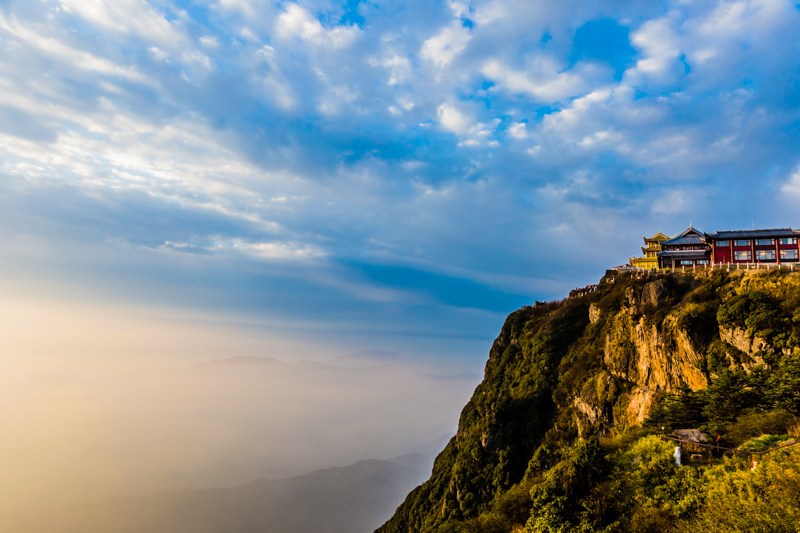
148 46 169 61
275 3 359 48
536 88 613 138
215 0 257 17
437 102 472 135
780 166 800 198
694 0 786 43
213 0 282 26
578 129 621 149
482 57 600 103
370 51 413 86
209 238 327 261
686 0 794 73
448 0 471 19
58 0 183 50
628 17 682 82
239 26 260 42
0 92 290 233
253 45 297 110
420 22 471 68
695 1 749 44
181 49 214 74
435 102 495 146
199 35 220 48
507 122 527 140
471 0 508 26
317 83 358 116
0 12 149 83
651 187 696 215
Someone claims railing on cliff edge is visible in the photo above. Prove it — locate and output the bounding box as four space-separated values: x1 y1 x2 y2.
629 262 800 274
660 434 800 470
530 262 799 308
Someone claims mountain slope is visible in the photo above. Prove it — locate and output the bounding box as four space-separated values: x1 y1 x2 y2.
54 454 433 533
379 268 800 532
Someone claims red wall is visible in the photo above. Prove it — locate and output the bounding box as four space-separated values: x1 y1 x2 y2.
711 237 800 264
713 243 731 263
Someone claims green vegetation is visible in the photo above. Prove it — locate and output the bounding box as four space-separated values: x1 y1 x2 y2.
677 446 800 532
378 269 800 532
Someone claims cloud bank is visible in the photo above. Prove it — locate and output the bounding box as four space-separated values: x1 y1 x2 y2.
0 295 477 528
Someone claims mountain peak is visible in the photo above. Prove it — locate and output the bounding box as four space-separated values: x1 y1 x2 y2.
380 268 800 532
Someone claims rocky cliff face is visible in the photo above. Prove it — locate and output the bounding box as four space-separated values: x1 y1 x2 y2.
598 280 708 429
379 268 800 533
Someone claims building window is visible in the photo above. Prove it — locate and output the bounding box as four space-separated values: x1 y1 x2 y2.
755 238 775 246
781 249 799 260
734 250 751 261
734 239 751 247
715 240 729 247
680 260 694 266
697 260 709 265
779 237 798 245
756 250 776 261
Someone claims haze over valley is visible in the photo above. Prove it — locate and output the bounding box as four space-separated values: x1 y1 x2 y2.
0 295 477 531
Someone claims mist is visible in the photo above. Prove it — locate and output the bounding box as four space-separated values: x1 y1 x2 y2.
0 293 479 531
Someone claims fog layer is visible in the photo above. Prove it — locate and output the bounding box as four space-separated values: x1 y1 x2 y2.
0 294 478 530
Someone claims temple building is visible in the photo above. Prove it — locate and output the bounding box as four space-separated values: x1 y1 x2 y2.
630 226 800 269
707 229 800 264
656 226 711 268
629 232 669 270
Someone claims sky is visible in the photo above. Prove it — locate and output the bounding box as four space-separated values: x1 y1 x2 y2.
1 0 800 361
1 0 800 523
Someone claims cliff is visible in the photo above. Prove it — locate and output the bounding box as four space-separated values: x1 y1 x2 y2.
379 268 800 532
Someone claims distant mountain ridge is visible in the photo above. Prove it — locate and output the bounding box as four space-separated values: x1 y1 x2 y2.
338 348 402 363
55 454 433 533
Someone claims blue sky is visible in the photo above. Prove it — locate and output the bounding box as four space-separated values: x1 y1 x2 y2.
2 0 800 364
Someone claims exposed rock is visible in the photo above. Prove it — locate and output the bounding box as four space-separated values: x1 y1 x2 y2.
673 428 710 443
620 387 656 426
641 279 668 309
604 313 707 393
719 326 768 357
573 397 604 437
573 397 601 424
719 326 769 372
625 287 639 315
589 303 602 324
602 307 707 427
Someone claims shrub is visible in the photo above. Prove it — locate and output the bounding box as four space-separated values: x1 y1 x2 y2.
724 409 797 446
525 437 606 532
679 448 800 532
